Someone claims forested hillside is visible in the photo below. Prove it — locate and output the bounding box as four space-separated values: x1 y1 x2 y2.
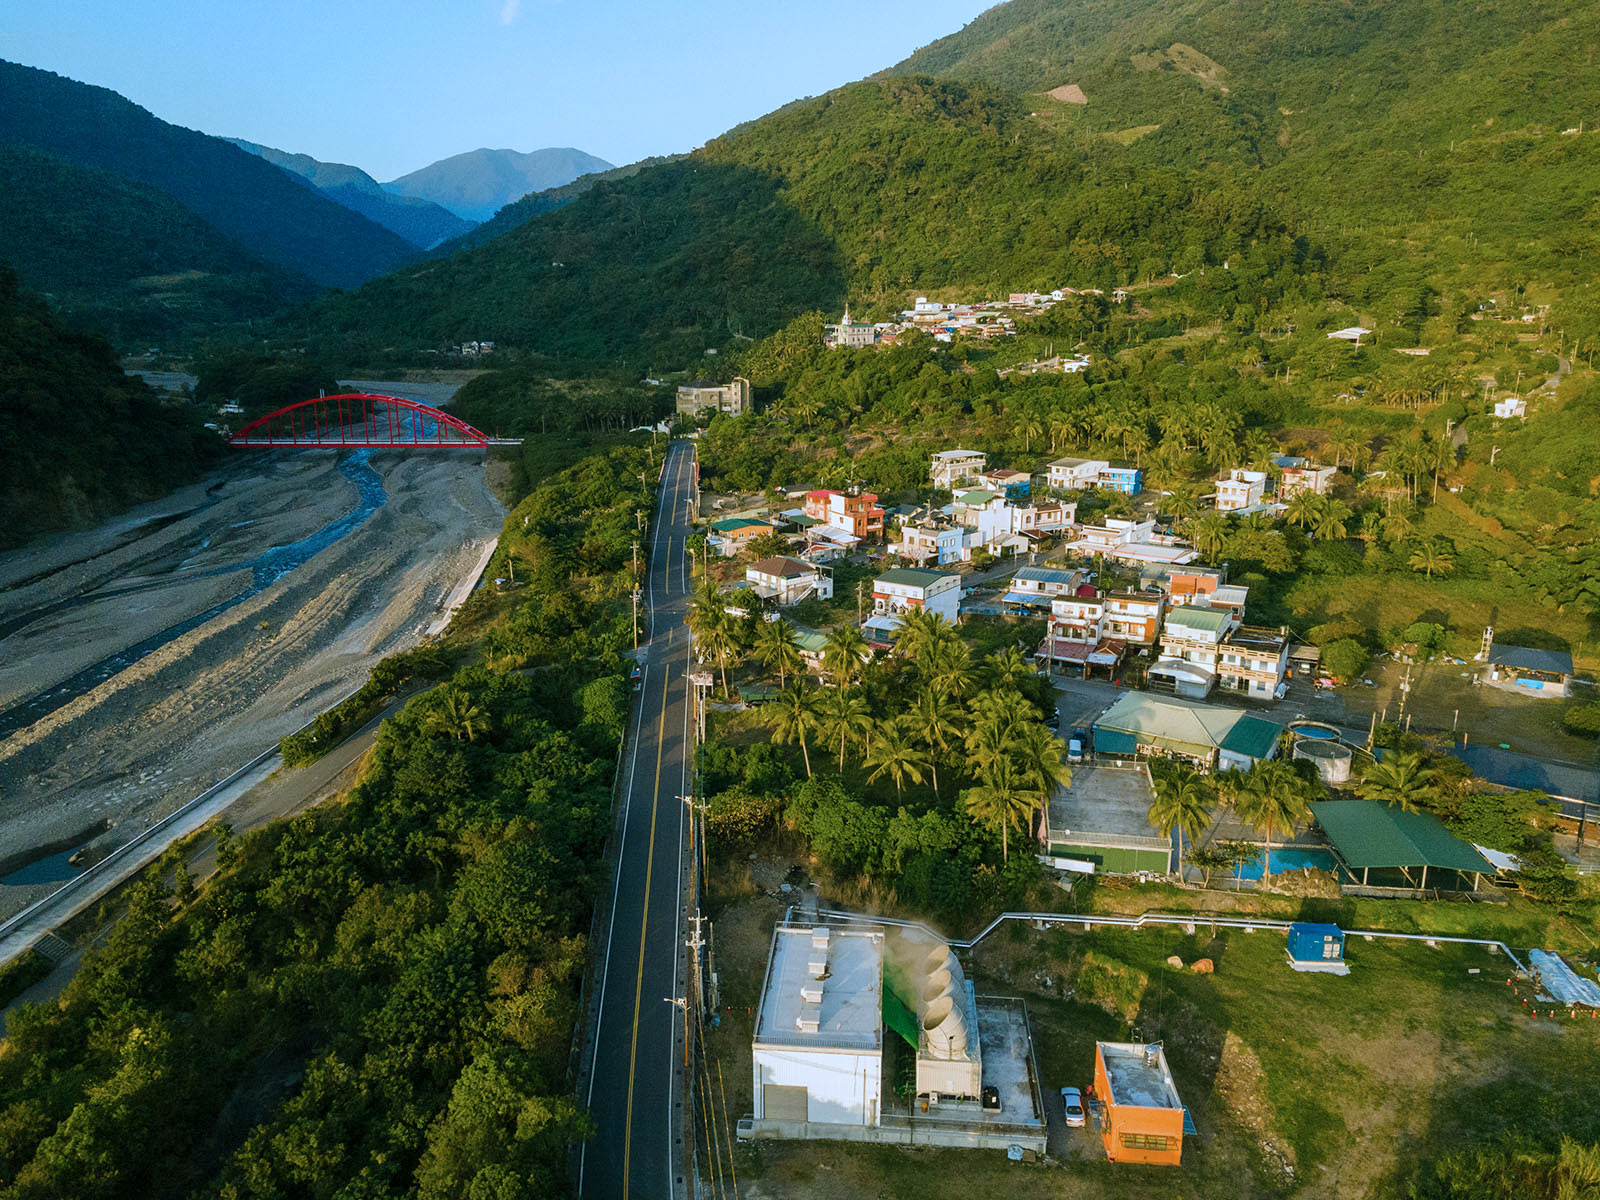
0 61 418 290
0 145 316 345
296 77 1274 364
0 267 221 546
296 0 1600 368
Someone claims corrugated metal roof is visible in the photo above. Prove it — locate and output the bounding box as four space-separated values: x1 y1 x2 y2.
1220 714 1284 760
1093 692 1242 755
875 567 953 587
1165 606 1234 633
1014 566 1079 586
1488 643 1574 676
1308 800 1492 873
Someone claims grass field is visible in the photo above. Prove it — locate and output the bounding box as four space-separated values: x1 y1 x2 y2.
702 863 1600 1200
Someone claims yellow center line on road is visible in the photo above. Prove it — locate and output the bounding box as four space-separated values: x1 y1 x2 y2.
622 665 672 1199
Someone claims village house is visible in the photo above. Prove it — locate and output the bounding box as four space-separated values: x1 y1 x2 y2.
871 568 961 622
1046 457 1109 491
1150 605 1239 697
1035 588 1127 678
930 449 988 490
1096 463 1143 495
804 489 884 542
1068 519 1197 567
979 468 1031 500
676 376 752 418
1278 463 1338 497
1001 565 1081 610
1493 397 1528 419
744 556 834 607
1215 468 1268 512
1101 590 1166 647
708 516 776 558
891 512 970 566
1485 642 1574 697
1147 564 1250 618
1009 498 1076 543
1092 692 1284 773
1216 625 1292 699
950 489 1028 555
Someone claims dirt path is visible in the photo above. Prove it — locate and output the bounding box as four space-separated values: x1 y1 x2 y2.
0 449 503 918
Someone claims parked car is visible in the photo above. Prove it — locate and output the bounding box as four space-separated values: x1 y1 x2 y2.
1067 731 1087 763
1044 708 1061 729
1060 1086 1086 1128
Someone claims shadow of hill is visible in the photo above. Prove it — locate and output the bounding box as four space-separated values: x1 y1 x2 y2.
296 159 845 367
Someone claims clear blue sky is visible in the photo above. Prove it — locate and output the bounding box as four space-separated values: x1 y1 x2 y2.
4 0 996 180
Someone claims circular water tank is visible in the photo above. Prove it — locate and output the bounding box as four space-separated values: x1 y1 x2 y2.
1294 737 1353 784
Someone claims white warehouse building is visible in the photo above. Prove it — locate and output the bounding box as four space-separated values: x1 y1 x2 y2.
752 924 884 1126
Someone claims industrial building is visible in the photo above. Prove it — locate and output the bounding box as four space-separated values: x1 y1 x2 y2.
1093 1041 1190 1165
744 921 1046 1152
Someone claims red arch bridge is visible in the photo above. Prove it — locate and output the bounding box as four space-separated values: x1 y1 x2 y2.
227 393 522 449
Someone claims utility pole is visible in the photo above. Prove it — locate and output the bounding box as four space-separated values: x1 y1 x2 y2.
857 579 865 624
687 913 708 1018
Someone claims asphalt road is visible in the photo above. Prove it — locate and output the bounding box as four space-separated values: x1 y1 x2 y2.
579 440 697 1200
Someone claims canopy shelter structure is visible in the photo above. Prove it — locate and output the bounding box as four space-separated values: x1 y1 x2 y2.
1308 800 1493 892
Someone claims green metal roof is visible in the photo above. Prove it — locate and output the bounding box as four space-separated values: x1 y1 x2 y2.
956 488 1002 506
1220 714 1283 761
787 623 829 655
1094 692 1241 757
1164 606 1233 633
709 516 771 533
1309 800 1493 873
876 567 955 588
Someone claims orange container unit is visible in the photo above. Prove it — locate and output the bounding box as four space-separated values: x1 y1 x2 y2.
1093 1042 1186 1166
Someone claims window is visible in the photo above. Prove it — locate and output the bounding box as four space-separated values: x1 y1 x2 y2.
1121 1133 1171 1151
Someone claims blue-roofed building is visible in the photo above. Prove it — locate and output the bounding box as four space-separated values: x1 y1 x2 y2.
1003 564 1082 608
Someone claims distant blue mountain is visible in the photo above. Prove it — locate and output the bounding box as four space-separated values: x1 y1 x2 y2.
383 146 614 222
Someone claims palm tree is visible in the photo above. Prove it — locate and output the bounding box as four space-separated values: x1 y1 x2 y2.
865 716 931 798
822 624 871 688
1310 497 1351 540
819 688 874 771
1358 749 1439 813
754 619 803 688
1231 762 1310 883
1408 539 1455 579
909 686 963 800
1148 766 1214 882
925 637 978 698
426 689 488 743
1163 483 1202 525
963 758 1038 862
984 645 1035 693
1011 720 1073 799
1014 410 1045 453
1284 489 1318 529
767 685 819 777
1187 511 1231 564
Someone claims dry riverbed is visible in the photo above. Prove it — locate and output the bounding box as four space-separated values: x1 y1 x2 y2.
0 447 503 916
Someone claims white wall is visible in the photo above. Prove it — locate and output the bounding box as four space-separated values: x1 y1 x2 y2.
754 1047 882 1125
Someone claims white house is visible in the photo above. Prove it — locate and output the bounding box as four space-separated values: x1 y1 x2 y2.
752 925 884 1127
951 488 1016 550
1278 464 1338 497
930 449 987 490
1215 469 1268 512
1068 519 1197 567
1004 565 1082 607
745 556 834 607
1047 457 1110 491
1151 605 1239 697
872 567 961 623
1010 498 1076 537
1493 397 1527 419
892 516 969 566
1216 625 1291 699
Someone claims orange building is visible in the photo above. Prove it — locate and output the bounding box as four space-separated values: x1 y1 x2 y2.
803 489 884 541
1093 1041 1187 1166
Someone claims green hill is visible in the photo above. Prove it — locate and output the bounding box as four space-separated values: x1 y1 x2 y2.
0 266 221 547
0 144 316 346
0 60 417 290
298 0 1600 368
297 76 1270 364
894 0 1600 293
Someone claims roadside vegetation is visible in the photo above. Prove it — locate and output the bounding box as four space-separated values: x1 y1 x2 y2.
0 436 652 1197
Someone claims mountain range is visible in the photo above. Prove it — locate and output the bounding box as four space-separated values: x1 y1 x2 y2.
226 139 474 249
297 0 1600 365
382 146 615 222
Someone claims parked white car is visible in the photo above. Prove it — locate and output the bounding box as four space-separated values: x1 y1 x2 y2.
1060 1086 1086 1128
